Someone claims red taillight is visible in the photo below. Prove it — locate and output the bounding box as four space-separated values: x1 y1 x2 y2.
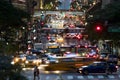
116 66 118 69
93 55 96 58
86 54 89 57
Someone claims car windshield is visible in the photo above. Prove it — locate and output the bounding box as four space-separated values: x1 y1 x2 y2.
26 56 37 60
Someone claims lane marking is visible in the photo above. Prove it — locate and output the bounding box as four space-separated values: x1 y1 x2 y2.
77 76 84 79
46 76 50 80
67 76 73 79
56 76 61 80
28 76 32 80
108 75 115 78
87 75 94 79
118 75 120 78
98 75 104 78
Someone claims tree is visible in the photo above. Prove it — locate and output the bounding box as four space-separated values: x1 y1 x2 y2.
43 0 62 10
86 1 120 40
0 55 28 80
0 0 30 54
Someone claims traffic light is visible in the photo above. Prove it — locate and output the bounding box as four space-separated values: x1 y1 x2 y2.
95 24 103 32
40 21 44 27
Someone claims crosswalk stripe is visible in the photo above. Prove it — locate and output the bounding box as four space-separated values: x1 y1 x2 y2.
67 76 73 79
108 75 115 78
28 76 32 80
87 75 94 79
46 76 50 80
77 76 84 79
56 76 61 80
98 75 104 78
25 74 120 80
118 75 120 78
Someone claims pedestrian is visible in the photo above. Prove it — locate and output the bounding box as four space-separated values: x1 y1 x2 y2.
33 65 40 80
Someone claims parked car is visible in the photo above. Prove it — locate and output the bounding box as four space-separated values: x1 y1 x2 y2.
77 61 118 75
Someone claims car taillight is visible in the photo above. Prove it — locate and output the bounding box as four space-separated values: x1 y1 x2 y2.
116 66 118 69
86 54 89 57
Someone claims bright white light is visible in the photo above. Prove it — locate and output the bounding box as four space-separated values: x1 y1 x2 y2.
33 37 37 40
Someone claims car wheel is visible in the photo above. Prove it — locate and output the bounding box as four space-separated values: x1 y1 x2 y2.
83 70 89 75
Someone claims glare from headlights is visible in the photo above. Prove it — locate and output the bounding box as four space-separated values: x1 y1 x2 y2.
56 60 59 63
11 61 15 65
45 61 49 64
33 61 37 63
22 58 26 61
79 68 83 70
39 59 42 63
15 58 19 62
25 61 28 64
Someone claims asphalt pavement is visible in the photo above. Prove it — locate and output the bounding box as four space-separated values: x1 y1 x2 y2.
22 65 120 80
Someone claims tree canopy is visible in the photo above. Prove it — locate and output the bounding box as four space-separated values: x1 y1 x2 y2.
0 0 30 26
0 0 30 54
43 0 62 10
86 1 120 40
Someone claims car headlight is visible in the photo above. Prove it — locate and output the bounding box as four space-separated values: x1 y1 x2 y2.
15 58 19 62
79 68 83 70
39 59 42 63
11 61 15 65
25 61 28 64
56 60 59 63
33 60 37 63
22 58 26 61
45 60 50 64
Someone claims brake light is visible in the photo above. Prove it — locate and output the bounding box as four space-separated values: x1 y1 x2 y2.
86 54 89 57
93 55 96 58
116 66 118 69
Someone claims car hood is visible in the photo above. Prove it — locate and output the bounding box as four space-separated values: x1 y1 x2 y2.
81 65 88 68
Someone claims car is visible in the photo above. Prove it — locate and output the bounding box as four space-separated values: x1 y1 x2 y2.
86 53 99 59
105 54 118 64
43 57 59 64
11 54 26 65
25 54 42 67
99 52 109 61
77 61 118 75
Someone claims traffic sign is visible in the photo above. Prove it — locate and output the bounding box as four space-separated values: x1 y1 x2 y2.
108 26 120 32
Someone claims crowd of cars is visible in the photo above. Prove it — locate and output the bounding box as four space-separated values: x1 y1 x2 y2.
11 54 41 67
11 53 59 67
10 50 120 75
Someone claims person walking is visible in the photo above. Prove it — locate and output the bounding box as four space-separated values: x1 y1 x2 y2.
33 65 40 80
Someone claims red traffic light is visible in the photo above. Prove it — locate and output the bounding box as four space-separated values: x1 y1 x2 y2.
95 25 102 32
96 26 101 30
40 21 44 27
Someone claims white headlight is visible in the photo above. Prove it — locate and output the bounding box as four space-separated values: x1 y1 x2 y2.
15 58 19 62
79 68 83 70
11 61 15 65
33 61 37 63
25 61 28 64
56 60 59 63
45 61 50 64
